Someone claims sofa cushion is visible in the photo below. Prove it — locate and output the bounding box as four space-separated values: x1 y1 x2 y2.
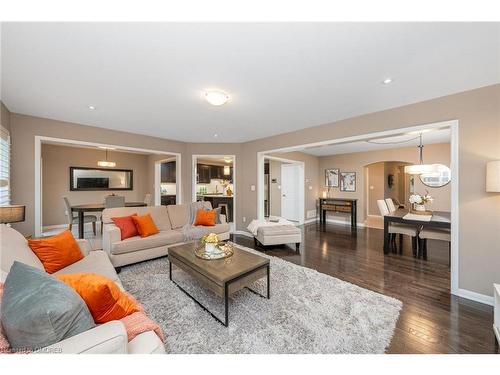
111 214 139 240
188 201 212 225
132 214 159 238
53 251 121 286
0 224 44 275
102 206 171 231
1 262 95 351
193 208 217 226
57 273 140 324
28 230 84 274
111 230 184 255
166 204 189 229
184 223 231 240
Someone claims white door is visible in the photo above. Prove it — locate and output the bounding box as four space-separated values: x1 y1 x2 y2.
281 164 300 221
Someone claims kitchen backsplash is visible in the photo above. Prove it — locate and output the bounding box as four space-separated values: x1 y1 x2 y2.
161 183 176 195
197 179 233 195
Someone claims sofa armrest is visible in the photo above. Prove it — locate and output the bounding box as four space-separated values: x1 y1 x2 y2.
103 223 121 255
76 239 92 257
37 321 128 354
220 214 227 224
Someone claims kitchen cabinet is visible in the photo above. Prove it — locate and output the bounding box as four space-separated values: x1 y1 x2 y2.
161 195 176 206
161 161 176 183
197 164 211 183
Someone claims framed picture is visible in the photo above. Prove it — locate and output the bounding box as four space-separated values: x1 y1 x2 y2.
325 168 339 187
340 172 356 192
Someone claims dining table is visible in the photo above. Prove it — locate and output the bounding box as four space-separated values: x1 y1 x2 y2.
71 202 147 239
383 209 451 254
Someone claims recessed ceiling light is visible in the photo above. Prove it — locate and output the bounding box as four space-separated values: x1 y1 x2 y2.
88 105 96 110
213 134 219 138
382 78 393 85
205 90 229 106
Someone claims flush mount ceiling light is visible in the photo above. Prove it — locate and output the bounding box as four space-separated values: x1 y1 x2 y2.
97 148 116 168
205 90 229 106
213 133 219 138
382 78 393 85
88 105 96 110
404 133 438 175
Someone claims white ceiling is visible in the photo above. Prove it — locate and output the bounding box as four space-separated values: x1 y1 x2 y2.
1 23 499 143
299 128 451 156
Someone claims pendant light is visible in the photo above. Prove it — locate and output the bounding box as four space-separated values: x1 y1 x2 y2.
97 148 116 167
404 133 437 175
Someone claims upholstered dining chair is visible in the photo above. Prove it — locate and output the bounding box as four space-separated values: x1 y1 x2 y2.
385 198 397 213
104 195 125 208
143 193 152 206
377 199 419 256
62 197 97 235
418 228 451 266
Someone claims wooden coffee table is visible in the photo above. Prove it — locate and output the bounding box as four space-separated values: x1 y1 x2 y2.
168 242 270 327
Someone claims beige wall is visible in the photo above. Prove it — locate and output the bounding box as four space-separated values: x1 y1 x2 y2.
41 144 150 226
268 160 282 216
241 85 500 297
318 143 451 223
9 113 187 235
1 102 10 131
367 162 385 216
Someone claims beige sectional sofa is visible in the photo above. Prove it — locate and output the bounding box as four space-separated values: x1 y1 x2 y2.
0 224 165 354
102 202 230 268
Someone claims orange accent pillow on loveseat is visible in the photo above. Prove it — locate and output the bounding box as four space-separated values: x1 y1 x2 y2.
193 208 216 226
111 214 138 240
131 214 159 238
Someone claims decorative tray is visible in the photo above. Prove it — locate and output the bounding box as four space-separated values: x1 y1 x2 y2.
194 241 234 260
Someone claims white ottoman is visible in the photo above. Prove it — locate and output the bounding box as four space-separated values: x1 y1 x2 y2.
254 225 302 252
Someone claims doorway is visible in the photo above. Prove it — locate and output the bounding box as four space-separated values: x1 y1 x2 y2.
281 164 301 222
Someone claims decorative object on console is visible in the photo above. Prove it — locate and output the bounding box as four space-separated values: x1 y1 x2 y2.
486 160 500 192
0 204 25 224
340 172 356 192
325 168 339 187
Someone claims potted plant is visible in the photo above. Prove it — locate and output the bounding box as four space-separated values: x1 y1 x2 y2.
409 191 434 212
201 233 219 254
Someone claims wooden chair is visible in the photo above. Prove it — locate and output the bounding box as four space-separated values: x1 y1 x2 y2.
377 199 419 256
62 197 97 236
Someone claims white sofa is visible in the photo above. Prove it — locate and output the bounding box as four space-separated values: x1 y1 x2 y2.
102 202 230 268
0 224 165 354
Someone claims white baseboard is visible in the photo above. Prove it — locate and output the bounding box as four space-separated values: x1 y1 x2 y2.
455 288 494 306
303 218 317 224
324 218 366 228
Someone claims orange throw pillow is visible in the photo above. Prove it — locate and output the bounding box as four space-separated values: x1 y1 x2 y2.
57 273 140 324
131 214 159 237
193 208 216 226
28 230 83 274
112 214 138 240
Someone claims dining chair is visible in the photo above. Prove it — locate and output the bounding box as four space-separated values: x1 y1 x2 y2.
62 197 97 235
418 228 451 266
377 199 419 256
385 198 397 213
104 195 125 208
144 193 152 206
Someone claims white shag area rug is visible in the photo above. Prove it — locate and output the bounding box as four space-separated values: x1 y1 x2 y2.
119 245 402 354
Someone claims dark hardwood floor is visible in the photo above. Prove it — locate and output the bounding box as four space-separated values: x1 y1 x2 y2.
232 222 497 354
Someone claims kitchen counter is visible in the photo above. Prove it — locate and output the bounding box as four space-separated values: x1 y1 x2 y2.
198 194 233 198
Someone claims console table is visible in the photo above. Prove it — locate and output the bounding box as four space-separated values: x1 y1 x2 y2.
494 283 499 351
319 198 357 228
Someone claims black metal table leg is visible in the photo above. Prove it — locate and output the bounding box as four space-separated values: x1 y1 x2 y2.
383 217 390 254
267 264 270 299
78 210 84 239
224 284 229 327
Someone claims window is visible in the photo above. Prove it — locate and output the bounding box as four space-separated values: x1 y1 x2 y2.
0 125 11 206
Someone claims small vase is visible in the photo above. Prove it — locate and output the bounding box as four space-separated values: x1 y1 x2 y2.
205 243 216 254
414 204 426 212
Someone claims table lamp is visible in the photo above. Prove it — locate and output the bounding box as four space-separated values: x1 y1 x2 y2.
0 205 26 224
